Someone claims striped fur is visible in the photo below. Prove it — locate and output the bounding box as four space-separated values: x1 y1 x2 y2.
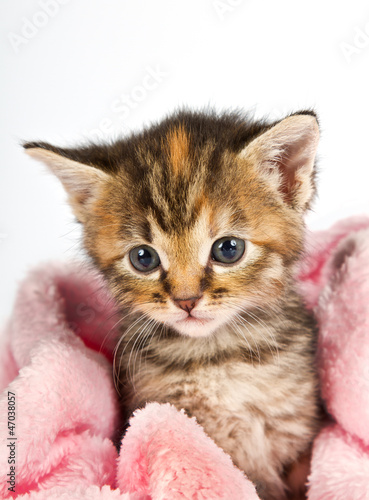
24 109 322 499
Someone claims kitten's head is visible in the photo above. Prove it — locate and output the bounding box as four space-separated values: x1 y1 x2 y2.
24 109 319 337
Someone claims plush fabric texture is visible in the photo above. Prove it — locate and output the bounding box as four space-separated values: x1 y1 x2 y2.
0 216 369 499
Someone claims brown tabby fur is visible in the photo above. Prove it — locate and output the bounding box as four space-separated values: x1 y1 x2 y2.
24 109 322 499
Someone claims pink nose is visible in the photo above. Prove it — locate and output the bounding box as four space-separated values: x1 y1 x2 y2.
174 296 202 314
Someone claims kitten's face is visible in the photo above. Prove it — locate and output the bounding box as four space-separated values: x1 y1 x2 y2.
111 210 286 338
24 110 319 337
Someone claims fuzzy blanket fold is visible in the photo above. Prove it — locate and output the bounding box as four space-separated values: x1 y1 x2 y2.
1 216 369 500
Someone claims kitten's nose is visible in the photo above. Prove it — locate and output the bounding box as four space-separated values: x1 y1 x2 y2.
174 296 202 314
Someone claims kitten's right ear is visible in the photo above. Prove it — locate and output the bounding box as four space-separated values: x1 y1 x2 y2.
23 142 111 223
238 113 319 211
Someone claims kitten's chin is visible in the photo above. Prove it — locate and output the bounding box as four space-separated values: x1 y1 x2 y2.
171 316 224 338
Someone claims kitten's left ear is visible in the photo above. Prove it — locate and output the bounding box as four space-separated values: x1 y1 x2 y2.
23 142 112 223
239 112 319 210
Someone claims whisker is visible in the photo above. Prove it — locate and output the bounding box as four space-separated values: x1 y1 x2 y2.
127 316 154 387
223 300 280 363
131 317 157 383
113 314 147 393
138 320 162 376
244 309 280 363
98 308 135 354
229 317 258 365
233 313 262 364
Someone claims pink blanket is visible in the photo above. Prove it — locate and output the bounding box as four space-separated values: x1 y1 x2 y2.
1 216 369 500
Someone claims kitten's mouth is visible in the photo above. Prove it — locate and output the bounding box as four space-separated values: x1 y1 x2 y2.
170 311 223 337
178 315 212 325
176 312 214 327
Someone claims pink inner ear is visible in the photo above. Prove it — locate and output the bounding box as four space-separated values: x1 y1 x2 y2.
272 153 300 205
273 130 316 206
276 157 297 204
247 114 319 209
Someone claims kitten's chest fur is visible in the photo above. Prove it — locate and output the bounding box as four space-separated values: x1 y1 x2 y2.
117 290 320 499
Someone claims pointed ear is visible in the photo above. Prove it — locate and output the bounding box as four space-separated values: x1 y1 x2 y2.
23 142 112 223
239 113 319 210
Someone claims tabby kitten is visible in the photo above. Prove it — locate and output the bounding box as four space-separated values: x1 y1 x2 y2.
24 109 321 500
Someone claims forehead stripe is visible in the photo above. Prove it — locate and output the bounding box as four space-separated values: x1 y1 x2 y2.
166 124 190 176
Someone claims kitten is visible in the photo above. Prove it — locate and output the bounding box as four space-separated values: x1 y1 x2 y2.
24 109 321 500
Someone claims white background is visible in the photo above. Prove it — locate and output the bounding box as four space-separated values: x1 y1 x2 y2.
1 0 369 323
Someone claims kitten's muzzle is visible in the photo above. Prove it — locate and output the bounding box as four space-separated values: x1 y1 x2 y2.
173 296 202 314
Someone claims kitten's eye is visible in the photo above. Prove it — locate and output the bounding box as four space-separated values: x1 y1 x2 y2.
129 245 161 273
211 237 245 264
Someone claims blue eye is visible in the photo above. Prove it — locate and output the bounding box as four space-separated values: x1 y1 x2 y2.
129 246 160 272
211 237 245 264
